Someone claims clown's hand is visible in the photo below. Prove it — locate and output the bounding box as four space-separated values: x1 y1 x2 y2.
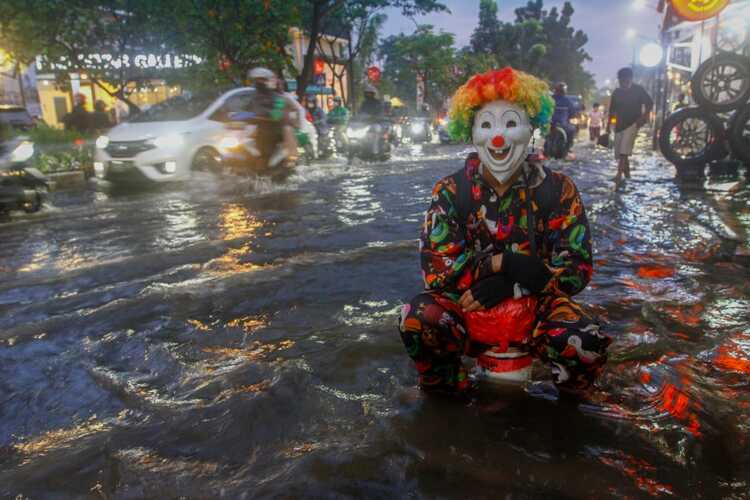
460 274 515 312
501 250 552 294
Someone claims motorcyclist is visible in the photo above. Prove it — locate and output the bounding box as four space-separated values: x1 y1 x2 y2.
327 96 350 127
305 97 327 132
551 82 577 152
358 84 384 119
241 67 297 174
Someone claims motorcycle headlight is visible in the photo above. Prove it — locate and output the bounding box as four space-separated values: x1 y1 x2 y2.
152 133 184 149
95 135 110 149
570 118 579 126
219 136 240 150
10 141 34 162
411 123 424 133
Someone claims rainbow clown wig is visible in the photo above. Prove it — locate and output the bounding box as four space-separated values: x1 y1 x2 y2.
448 67 555 142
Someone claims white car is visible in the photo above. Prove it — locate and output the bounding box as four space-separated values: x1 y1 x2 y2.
93 87 316 183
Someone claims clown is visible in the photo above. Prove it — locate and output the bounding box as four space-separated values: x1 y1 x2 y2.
399 68 611 395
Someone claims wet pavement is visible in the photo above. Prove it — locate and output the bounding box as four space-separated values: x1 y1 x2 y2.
1 135 749 498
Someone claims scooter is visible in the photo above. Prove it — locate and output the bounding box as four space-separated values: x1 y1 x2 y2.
405 117 433 144
345 118 391 162
0 137 48 214
219 114 296 181
543 122 573 159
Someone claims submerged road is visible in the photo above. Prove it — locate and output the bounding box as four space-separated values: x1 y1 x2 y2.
1 136 749 498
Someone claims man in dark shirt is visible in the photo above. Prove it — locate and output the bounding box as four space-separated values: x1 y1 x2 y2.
606 67 653 184
358 84 383 119
63 93 91 133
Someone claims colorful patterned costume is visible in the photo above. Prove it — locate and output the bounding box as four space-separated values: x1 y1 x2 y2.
399 154 611 392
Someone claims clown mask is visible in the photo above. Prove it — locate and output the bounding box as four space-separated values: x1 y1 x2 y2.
472 100 533 184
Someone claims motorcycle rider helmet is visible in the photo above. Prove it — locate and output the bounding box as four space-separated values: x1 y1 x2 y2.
248 67 277 90
553 82 567 96
333 96 342 105
363 83 378 98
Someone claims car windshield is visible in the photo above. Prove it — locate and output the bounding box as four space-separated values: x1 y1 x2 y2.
129 90 224 123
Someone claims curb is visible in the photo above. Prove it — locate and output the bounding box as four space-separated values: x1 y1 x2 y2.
47 171 87 191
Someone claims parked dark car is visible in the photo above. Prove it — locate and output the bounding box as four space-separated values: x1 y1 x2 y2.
0 105 34 131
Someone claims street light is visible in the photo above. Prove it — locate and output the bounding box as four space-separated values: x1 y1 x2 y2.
639 42 664 67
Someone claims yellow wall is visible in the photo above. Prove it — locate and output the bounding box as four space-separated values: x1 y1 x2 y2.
37 78 180 127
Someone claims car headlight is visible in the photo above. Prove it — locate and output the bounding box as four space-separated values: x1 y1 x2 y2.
219 136 240 150
95 135 110 149
347 127 367 139
152 133 184 149
10 141 34 162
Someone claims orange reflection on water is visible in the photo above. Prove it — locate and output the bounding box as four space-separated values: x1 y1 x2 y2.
227 314 269 333
13 419 110 465
202 339 295 362
211 203 267 274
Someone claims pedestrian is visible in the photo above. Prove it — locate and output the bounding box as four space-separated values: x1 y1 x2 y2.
606 67 653 184
62 93 91 133
91 100 112 133
588 102 604 144
399 67 610 396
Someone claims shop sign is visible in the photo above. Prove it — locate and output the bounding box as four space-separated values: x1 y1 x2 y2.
36 53 204 73
304 85 333 95
671 0 730 21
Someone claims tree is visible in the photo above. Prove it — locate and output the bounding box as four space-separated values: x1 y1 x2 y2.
379 25 456 110
2 0 198 112
470 0 502 62
161 0 300 87
296 0 448 101
462 0 595 98
314 3 387 106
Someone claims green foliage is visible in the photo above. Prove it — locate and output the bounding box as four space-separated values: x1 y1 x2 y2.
26 124 90 145
465 0 595 98
379 25 455 110
33 147 92 174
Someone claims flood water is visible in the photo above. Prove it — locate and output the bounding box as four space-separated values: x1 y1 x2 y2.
1 137 749 498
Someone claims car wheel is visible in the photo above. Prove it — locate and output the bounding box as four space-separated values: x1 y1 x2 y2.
659 107 726 168
192 147 222 173
691 53 750 113
23 190 44 214
728 103 750 164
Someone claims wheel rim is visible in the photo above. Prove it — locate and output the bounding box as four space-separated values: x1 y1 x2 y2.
700 61 750 108
667 117 715 159
194 150 219 170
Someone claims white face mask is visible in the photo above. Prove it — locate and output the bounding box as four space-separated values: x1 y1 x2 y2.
472 101 533 184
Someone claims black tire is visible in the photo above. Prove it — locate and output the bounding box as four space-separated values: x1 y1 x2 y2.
659 107 726 168
728 103 750 164
192 147 222 173
23 190 43 213
544 126 568 159
691 53 750 113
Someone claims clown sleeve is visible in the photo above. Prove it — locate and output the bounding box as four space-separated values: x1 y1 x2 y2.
542 175 593 297
419 176 474 296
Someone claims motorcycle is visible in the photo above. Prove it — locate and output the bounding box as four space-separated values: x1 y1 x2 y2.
543 122 573 159
316 126 335 160
0 137 48 214
405 117 433 143
345 118 391 162
219 113 296 181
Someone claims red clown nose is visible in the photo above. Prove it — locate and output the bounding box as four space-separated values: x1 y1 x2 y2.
492 135 506 148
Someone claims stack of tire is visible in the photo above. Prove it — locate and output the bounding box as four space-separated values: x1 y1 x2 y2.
659 52 750 172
